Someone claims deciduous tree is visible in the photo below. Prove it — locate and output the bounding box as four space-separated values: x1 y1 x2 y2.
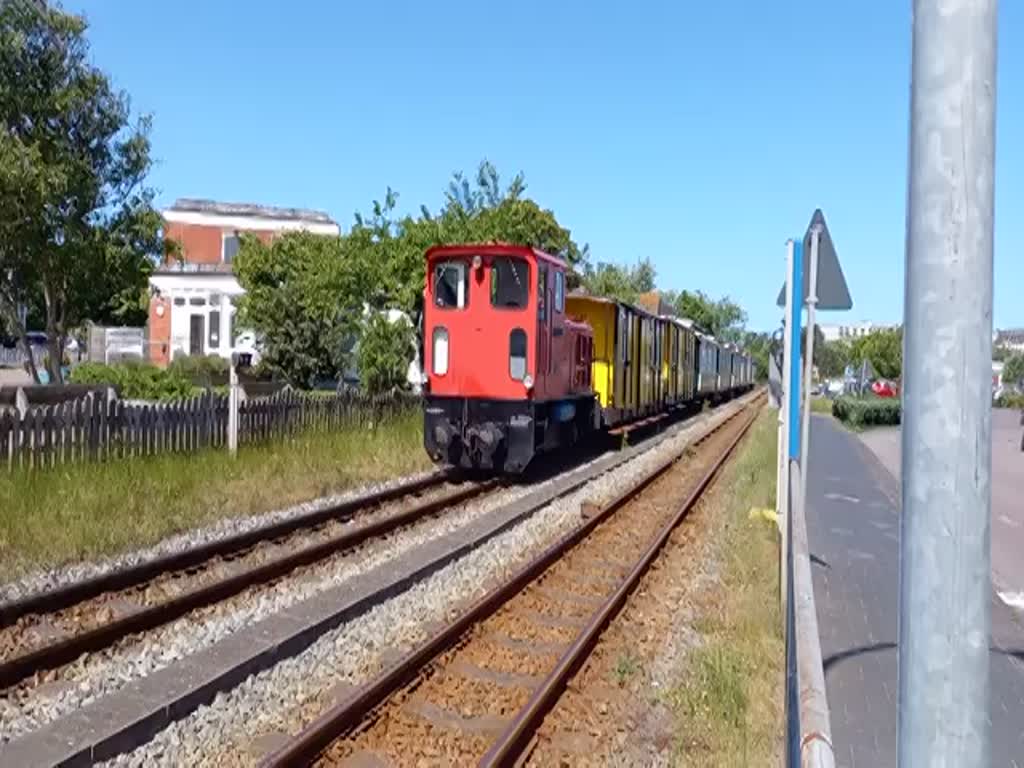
578 259 656 304
1003 353 1024 389
0 2 162 383
851 328 902 380
234 161 590 387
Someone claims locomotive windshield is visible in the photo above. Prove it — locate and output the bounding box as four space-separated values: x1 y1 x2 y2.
433 260 468 309
490 256 529 309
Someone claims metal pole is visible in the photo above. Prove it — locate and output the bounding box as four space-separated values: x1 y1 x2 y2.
899 1 996 766
779 239 796 606
799 226 820 514
787 239 803 465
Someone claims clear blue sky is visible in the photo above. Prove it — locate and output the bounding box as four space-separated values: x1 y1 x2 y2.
65 1 1021 333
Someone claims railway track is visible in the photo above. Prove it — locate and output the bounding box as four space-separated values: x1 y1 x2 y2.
258 395 763 767
0 472 499 692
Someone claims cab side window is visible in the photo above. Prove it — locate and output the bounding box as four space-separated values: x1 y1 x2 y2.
538 264 548 322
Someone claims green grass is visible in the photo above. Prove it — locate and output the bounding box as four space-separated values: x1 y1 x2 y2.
665 410 784 767
0 412 432 583
613 651 642 686
810 395 834 415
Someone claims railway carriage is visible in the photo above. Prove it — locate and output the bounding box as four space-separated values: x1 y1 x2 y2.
421 243 754 474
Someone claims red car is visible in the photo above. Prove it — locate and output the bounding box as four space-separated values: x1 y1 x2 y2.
872 380 898 398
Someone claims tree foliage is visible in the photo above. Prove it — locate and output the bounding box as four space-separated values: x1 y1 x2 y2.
1003 353 1024 388
233 232 359 388
660 289 747 342
577 259 656 304
356 313 415 395
850 328 903 380
740 330 773 381
235 160 590 386
814 335 852 379
0 2 163 383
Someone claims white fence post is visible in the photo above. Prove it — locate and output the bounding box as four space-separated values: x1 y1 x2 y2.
228 353 239 457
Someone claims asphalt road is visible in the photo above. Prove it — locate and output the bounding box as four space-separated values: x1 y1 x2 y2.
807 415 1024 767
857 408 1024 606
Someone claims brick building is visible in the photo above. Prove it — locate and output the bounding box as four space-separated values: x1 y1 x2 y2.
148 199 340 367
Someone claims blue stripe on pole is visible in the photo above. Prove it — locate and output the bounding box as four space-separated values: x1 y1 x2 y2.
788 239 803 460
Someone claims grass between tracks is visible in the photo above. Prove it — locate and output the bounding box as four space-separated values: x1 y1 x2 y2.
666 409 784 766
0 413 431 583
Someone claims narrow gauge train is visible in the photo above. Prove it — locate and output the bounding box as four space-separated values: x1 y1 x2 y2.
421 244 754 473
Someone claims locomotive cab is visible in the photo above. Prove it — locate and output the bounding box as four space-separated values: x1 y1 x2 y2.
422 244 595 473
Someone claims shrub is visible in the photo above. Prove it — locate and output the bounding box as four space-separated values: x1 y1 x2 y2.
69 362 196 401
994 392 1024 410
357 313 415 395
168 354 229 381
831 395 901 428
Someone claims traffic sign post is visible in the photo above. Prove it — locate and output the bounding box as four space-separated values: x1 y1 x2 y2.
778 210 851 768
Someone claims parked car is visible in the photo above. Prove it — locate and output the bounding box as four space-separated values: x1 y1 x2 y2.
22 331 79 355
872 379 898 398
233 331 263 367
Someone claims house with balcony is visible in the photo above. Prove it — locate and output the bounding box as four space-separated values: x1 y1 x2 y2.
148 199 340 367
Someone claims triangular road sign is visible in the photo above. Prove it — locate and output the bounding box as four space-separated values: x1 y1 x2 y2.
776 209 853 311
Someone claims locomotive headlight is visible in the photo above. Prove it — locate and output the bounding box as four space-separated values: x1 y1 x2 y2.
432 327 449 375
523 374 534 390
472 254 483 271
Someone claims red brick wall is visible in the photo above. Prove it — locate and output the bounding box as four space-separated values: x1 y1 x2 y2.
163 221 277 266
148 295 172 367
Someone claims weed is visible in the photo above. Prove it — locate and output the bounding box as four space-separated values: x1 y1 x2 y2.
614 651 641 686
666 411 784 766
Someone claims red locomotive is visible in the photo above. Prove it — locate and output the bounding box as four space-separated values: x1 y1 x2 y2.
422 244 596 472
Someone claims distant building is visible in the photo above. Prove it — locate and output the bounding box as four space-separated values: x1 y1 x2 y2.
147 199 340 367
994 328 1024 352
819 321 899 343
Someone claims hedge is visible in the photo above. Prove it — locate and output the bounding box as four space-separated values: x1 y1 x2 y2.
831 396 901 428
994 392 1024 410
68 361 197 402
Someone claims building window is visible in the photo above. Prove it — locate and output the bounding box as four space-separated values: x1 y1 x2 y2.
173 297 186 307
209 311 221 349
223 232 241 263
189 297 205 306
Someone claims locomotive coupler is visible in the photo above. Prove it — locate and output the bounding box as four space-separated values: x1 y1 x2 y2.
466 423 506 466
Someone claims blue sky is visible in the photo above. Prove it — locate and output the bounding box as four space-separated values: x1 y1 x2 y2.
65 1 1021 332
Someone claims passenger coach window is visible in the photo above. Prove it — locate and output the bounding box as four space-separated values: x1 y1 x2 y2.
434 261 468 309
490 257 529 309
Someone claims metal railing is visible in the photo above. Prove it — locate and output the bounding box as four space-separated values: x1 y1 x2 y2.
784 458 834 767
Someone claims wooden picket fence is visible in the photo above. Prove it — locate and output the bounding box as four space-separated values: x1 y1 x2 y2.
0 389 421 472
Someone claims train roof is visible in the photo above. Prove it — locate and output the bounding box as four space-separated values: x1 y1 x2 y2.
565 292 656 320
425 243 568 267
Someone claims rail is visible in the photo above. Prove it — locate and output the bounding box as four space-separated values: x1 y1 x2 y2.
259 396 762 767
784 458 835 767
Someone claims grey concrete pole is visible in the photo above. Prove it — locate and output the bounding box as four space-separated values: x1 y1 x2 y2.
899 1 997 766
